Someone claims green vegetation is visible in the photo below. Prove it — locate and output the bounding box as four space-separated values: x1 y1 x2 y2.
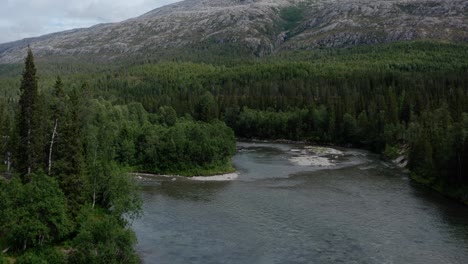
70 41 466 203
0 49 236 262
0 40 467 261
88 99 235 176
69 208 139 264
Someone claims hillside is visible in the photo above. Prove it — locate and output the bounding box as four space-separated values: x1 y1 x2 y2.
0 0 466 64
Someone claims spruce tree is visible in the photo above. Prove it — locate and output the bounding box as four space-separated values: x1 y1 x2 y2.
59 87 86 214
16 47 40 178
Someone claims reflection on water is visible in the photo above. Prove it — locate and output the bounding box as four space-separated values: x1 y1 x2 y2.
153 181 229 202
133 142 468 264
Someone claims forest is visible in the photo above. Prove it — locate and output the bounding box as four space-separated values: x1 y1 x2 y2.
71 41 467 203
0 49 235 262
0 41 467 262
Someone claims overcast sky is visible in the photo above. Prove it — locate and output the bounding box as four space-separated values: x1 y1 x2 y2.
0 0 182 44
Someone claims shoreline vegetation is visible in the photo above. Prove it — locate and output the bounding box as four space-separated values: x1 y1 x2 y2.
130 159 236 178
388 146 468 205
410 173 468 206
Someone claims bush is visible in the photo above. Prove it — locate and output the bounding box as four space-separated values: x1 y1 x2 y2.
69 209 139 264
16 252 47 264
383 144 400 160
0 174 70 251
14 248 65 264
38 248 66 264
0 253 6 264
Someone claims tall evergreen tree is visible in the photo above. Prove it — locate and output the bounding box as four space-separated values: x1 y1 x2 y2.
56 88 86 214
16 47 40 178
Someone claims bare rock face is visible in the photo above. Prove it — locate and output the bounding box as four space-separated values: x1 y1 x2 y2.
282 0 468 50
0 0 466 63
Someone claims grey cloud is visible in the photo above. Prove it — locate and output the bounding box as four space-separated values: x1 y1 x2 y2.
0 0 182 44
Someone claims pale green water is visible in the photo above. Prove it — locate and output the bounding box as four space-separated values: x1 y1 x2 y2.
133 142 468 264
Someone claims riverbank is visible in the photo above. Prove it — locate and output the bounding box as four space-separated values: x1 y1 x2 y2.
132 172 239 181
410 173 468 206
130 159 236 177
242 139 468 206
237 138 353 148
387 146 468 206
133 140 468 264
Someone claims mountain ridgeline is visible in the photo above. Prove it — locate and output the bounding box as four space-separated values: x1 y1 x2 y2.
0 0 467 63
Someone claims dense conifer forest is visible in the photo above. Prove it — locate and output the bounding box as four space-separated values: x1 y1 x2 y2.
0 41 467 262
51 41 468 201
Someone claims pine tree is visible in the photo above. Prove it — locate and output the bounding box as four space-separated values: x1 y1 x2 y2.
16 47 40 178
56 88 86 214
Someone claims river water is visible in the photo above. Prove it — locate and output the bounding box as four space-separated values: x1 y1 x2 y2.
132 142 468 264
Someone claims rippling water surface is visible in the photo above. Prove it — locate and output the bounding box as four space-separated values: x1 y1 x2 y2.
132 142 468 264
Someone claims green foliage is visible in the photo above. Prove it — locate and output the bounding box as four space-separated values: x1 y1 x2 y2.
0 174 70 251
81 98 235 176
194 91 218 122
383 144 400 160
37 247 66 264
16 252 47 264
234 108 307 140
0 50 144 262
69 209 139 264
15 248 65 264
133 119 235 175
0 253 6 264
408 109 468 194
87 161 142 221
158 106 177 126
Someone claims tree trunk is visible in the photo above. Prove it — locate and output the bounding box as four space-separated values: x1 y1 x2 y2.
48 119 58 175
6 151 10 172
27 128 31 175
92 147 98 209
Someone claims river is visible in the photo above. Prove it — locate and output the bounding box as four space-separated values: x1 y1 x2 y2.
132 142 468 264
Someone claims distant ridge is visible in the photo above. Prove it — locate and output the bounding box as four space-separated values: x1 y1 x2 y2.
0 0 467 64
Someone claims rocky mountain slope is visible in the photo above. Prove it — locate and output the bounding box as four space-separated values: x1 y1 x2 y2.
0 0 467 63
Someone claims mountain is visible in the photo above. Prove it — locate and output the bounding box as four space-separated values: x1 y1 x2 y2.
0 0 467 64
